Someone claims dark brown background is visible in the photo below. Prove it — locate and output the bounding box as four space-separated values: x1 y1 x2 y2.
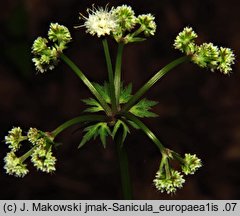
0 0 240 199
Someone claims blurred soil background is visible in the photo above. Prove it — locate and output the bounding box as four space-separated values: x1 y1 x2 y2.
0 0 240 199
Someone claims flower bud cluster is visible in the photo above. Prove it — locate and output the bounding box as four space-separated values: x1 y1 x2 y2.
32 23 71 73
78 4 157 44
4 127 56 177
174 27 235 74
153 152 202 194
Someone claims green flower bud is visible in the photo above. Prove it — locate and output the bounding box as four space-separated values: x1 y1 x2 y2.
40 53 51 65
112 5 136 32
137 14 156 36
32 37 48 54
27 127 40 145
48 23 72 45
174 27 198 55
35 137 48 147
191 43 219 70
31 146 56 173
217 47 235 74
181 153 202 175
32 55 57 73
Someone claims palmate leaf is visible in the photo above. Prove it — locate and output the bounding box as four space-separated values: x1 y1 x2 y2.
82 82 158 118
93 82 133 104
78 124 100 148
82 82 133 113
81 82 110 113
129 98 158 118
112 120 130 145
82 98 104 113
99 123 111 148
78 122 111 148
93 82 111 104
119 83 132 104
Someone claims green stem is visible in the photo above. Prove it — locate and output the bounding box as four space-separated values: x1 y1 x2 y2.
102 39 117 113
114 43 124 110
52 115 107 137
60 54 112 116
130 26 144 38
124 113 165 153
159 154 167 174
165 159 171 179
122 56 189 112
20 146 37 162
171 151 185 164
116 132 133 199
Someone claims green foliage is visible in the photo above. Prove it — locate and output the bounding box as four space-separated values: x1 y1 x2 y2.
98 123 112 148
129 98 158 118
78 119 131 149
82 98 104 113
82 83 133 113
81 82 111 113
112 120 130 145
82 83 158 119
93 82 111 104
119 83 132 104
78 122 111 148
126 120 140 130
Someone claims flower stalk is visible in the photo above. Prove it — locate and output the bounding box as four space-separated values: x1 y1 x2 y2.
114 43 124 110
124 112 165 153
102 39 117 113
52 115 107 137
116 132 132 199
60 54 112 116
122 56 190 113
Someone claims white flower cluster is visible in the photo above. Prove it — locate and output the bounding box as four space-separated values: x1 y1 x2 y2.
78 4 157 43
81 6 117 38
